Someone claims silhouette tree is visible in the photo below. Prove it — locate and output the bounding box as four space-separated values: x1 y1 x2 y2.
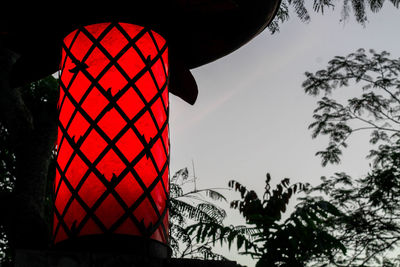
270 0 400 33
303 49 400 265
304 49 400 165
187 174 344 267
169 168 230 260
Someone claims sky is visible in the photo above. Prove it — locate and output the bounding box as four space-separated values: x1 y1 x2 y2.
168 3 400 265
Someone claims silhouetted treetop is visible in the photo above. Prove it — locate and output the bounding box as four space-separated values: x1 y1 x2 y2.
270 0 400 33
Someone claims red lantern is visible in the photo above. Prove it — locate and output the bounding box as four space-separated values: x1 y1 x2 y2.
53 22 169 246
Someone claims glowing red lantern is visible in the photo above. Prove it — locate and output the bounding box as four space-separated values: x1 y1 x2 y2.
53 22 169 247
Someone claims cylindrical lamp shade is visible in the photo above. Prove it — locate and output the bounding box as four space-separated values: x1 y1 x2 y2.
54 22 169 246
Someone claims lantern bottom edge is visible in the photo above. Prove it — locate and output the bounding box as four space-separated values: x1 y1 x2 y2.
52 234 171 259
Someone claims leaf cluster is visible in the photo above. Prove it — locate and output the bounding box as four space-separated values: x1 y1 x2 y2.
303 49 400 166
308 158 400 266
187 174 345 267
269 0 400 33
302 49 400 265
169 168 228 260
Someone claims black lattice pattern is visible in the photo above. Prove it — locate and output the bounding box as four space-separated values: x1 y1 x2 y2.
54 22 169 245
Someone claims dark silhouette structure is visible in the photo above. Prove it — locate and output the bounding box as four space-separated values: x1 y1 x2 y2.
0 1 281 266
3 0 281 104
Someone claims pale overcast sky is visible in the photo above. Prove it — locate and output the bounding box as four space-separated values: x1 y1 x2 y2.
168 3 400 265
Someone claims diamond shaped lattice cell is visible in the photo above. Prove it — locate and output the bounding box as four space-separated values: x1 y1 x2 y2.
100 26 129 58
63 199 87 231
117 47 145 79
57 139 74 172
55 22 169 245
116 87 145 120
80 129 107 163
68 71 92 103
67 112 90 141
136 72 158 103
94 194 125 230
85 47 109 78
96 149 126 181
98 108 126 140
133 197 159 230
134 111 158 143
55 181 72 215
69 31 93 62
136 32 159 61
115 173 143 207
58 96 75 129
78 173 107 208
99 66 127 96
134 155 158 188
81 87 108 120
116 129 144 162
65 155 89 189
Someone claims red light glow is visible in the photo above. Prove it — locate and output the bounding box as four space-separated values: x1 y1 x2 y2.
54 22 169 245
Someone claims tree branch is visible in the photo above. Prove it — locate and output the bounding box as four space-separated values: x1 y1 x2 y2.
359 76 400 106
349 109 399 133
359 237 400 266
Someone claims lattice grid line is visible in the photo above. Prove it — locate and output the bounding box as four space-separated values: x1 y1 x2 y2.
54 22 169 245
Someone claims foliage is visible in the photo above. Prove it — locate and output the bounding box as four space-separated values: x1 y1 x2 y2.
305 169 400 266
169 168 229 260
269 0 400 33
303 48 400 166
187 173 345 267
303 49 400 265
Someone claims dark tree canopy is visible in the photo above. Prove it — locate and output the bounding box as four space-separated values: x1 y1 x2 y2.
187 174 344 267
169 168 228 260
270 0 400 33
303 49 400 166
303 49 400 266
